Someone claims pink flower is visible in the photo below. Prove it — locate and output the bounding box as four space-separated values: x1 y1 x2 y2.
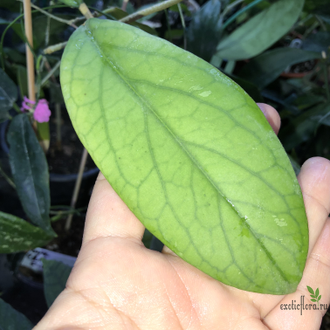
21 96 35 111
33 99 51 123
21 96 51 123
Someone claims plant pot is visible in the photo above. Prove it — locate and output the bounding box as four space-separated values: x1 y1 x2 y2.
0 248 76 325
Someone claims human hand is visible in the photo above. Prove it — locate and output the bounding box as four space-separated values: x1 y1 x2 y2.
34 104 330 330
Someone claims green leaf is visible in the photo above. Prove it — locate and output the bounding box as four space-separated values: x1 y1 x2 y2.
106 7 158 36
238 48 321 89
311 298 317 302
225 73 263 103
42 259 72 308
186 0 223 62
318 295 322 301
58 0 82 7
215 0 305 60
8 114 54 235
307 285 314 294
0 298 34 330
279 103 330 151
302 31 330 53
0 211 53 253
0 68 17 119
315 287 319 297
60 19 308 294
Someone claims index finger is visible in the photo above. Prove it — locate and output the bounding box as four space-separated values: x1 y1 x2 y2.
82 172 145 246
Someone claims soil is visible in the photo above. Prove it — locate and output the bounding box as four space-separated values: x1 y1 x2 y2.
46 214 86 257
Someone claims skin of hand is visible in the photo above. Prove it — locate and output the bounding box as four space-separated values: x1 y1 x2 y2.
33 103 330 330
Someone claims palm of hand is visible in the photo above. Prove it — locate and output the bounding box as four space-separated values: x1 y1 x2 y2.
34 105 330 330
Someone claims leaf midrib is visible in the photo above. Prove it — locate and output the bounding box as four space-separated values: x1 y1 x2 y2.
84 23 289 283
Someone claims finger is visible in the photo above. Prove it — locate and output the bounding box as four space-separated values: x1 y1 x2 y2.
257 103 281 135
263 218 330 330
82 172 145 246
298 157 330 252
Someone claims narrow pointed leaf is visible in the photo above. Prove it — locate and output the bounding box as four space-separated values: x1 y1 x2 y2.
8 114 54 235
0 211 53 253
58 0 82 7
0 298 34 330
238 48 321 89
42 259 72 308
186 0 223 62
0 68 17 121
215 0 305 60
60 19 308 294
315 288 319 297
318 295 321 301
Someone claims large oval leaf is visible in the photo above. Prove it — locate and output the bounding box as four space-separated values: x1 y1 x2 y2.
60 19 308 294
214 0 304 61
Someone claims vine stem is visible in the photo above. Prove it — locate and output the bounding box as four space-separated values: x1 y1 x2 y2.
120 0 184 23
22 1 78 28
65 148 89 231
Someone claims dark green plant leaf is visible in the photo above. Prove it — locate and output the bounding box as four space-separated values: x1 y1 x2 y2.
58 0 82 7
0 211 53 253
60 19 308 294
238 48 321 89
186 0 222 62
307 285 314 294
302 31 330 53
287 155 301 176
106 7 157 36
215 0 305 60
318 295 322 301
225 73 264 103
16 65 28 99
279 103 330 151
8 114 54 235
0 298 33 330
42 259 72 308
0 68 17 119
315 287 319 297
311 298 317 302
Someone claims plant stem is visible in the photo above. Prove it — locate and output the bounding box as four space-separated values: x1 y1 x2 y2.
221 0 244 19
322 51 330 102
55 103 62 150
177 3 186 50
23 0 35 104
41 60 61 87
65 148 89 231
121 0 129 11
12 103 21 113
120 0 184 23
222 0 265 31
43 42 67 54
25 1 78 28
0 162 16 189
79 2 93 19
